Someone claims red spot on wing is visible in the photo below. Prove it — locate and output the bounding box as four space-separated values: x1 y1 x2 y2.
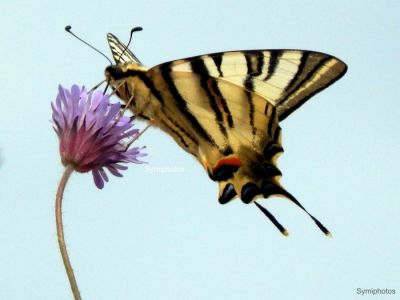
212 157 241 174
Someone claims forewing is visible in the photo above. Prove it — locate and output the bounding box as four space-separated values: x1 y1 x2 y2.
107 33 142 65
161 50 347 121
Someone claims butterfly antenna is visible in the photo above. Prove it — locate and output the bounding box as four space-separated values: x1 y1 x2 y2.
65 25 112 64
117 26 143 65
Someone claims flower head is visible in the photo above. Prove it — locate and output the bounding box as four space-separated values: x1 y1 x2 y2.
52 84 145 188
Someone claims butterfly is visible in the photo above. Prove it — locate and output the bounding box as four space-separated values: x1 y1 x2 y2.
105 31 347 236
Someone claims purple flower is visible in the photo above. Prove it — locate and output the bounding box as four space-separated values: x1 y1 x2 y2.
52 84 146 189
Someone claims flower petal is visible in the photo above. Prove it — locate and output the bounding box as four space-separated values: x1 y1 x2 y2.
52 84 147 189
92 169 104 189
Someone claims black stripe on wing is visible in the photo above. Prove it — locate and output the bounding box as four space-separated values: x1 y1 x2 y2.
243 76 256 136
212 56 223 77
151 49 347 124
161 120 190 148
210 80 234 128
282 52 310 97
244 51 264 77
107 33 142 65
111 68 165 105
190 59 228 137
263 50 282 81
277 55 347 121
160 63 218 147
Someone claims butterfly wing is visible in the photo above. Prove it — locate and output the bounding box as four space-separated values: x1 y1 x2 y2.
146 59 284 203
107 33 142 65
167 50 347 121
106 35 347 121
145 51 346 235
106 35 346 234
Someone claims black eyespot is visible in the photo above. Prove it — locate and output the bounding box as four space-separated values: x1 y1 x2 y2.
219 183 237 204
241 182 261 204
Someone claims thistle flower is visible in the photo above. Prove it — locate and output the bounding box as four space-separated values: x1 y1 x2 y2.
52 84 145 188
52 84 146 299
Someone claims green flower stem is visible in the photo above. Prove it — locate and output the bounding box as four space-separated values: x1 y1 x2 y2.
56 165 81 300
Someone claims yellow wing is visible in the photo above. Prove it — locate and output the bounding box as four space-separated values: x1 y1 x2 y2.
167 50 347 121
106 33 347 234
145 50 346 235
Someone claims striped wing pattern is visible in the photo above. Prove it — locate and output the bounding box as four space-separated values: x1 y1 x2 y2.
167 50 347 121
106 33 347 235
107 33 142 65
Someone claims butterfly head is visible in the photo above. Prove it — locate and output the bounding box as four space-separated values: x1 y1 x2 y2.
105 64 132 102
105 65 124 81
105 29 146 103
105 63 149 111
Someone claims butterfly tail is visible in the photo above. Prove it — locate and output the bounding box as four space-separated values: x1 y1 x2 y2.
215 150 330 236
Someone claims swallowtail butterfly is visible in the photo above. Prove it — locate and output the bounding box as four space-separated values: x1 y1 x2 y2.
105 32 347 235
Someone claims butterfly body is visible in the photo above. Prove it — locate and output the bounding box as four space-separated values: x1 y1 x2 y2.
105 32 347 234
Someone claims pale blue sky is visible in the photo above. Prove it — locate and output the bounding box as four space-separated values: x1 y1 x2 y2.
1 1 399 299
